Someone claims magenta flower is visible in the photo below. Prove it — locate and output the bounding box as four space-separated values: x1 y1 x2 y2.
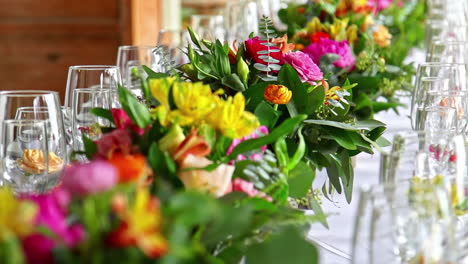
111 108 145 135
96 128 133 159
245 37 284 66
367 0 393 12
284 51 323 85
22 189 85 263
229 178 272 201
304 39 356 70
61 161 118 196
227 126 269 163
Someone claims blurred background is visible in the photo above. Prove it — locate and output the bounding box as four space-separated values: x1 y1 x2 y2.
0 0 230 99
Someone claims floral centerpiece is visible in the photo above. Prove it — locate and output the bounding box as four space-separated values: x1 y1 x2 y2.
277 0 426 119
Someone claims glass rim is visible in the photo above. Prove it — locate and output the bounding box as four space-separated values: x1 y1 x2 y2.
431 40 468 46
68 65 120 71
2 119 48 125
118 45 158 50
0 90 59 97
72 87 111 93
418 62 468 67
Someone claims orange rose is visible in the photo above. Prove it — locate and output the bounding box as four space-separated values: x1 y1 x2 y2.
19 149 64 174
264 84 292 104
108 153 147 183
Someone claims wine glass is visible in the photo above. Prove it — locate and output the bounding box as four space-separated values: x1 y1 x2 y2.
157 30 190 66
415 105 457 131
352 181 458 264
1 120 58 194
427 41 468 63
423 90 468 133
117 45 164 94
71 88 111 159
0 90 67 192
223 0 259 44
189 15 225 42
65 65 122 108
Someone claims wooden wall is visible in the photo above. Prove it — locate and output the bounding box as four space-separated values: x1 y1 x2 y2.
0 0 161 102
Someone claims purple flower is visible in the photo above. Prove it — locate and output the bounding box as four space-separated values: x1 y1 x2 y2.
61 161 118 196
283 51 323 85
304 39 356 70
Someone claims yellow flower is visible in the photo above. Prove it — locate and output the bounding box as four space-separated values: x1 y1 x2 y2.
109 188 167 258
346 24 358 44
306 17 327 35
372 25 392 48
208 93 260 139
329 18 350 42
325 86 342 105
264 84 292 104
170 82 217 125
149 77 176 126
0 188 37 241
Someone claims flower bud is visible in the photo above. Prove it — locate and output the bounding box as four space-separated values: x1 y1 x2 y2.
237 57 249 85
264 84 293 105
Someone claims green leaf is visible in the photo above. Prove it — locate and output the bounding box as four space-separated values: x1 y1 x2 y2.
215 41 231 76
339 151 354 203
307 86 325 114
148 142 181 187
187 26 203 50
304 119 385 131
244 83 269 111
286 127 306 171
275 138 289 169
82 134 97 160
288 161 315 198
221 74 246 92
142 65 169 79
323 126 357 150
326 157 342 194
254 101 280 129
245 226 319 264
90 108 115 125
279 64 313 115
309 194 329 228
229 115 307 159
117 85 151 129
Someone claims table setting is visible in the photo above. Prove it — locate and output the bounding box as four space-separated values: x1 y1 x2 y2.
1 0 468 263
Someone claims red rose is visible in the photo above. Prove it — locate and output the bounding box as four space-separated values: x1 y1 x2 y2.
310 32 330 44
244 37 284 66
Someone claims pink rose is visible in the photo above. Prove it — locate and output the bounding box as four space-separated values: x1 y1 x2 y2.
245 37 284 66
228 178 272 201
96 128 133 159
227 126 269 163
61 161 118 196
304 39 356 70
367 0 393 12
111 108 145 135
283 51 324 85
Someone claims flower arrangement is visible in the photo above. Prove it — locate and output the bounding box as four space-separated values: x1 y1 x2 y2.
277 0 426 119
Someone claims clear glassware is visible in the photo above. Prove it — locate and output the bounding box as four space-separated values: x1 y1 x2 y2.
0 90 67 192
415 105 458 132
427 41 468 63
352 181 458 264
410 63 468 129
223 0 259 44
1 120 58 194
422 90 468 133
65 65 122 108
189 14 225 42
71 88 111 157
116 45 162 93
157 30 190 66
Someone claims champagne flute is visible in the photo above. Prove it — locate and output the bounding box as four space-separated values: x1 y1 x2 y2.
157 30 190 66
223 0 259 44
189 15 225 42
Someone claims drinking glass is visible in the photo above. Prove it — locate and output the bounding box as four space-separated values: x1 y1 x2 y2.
223 0 259 44
352 181 458 264
116 45 162 93
1 120 59 194
157 30 190 66
189 15 225 42
65 65 122 108
415 106 458 131
0 90 67 192
427 41 468 63
423 90 468 132
71 88 111 156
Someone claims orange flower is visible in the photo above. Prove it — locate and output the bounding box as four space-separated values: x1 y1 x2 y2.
108 153 147 183
19 149 64 174
108 188 168 258
172 129 211 163
271 34 296 54
264 84 292 104
372 25 392 48
310 32 330 43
